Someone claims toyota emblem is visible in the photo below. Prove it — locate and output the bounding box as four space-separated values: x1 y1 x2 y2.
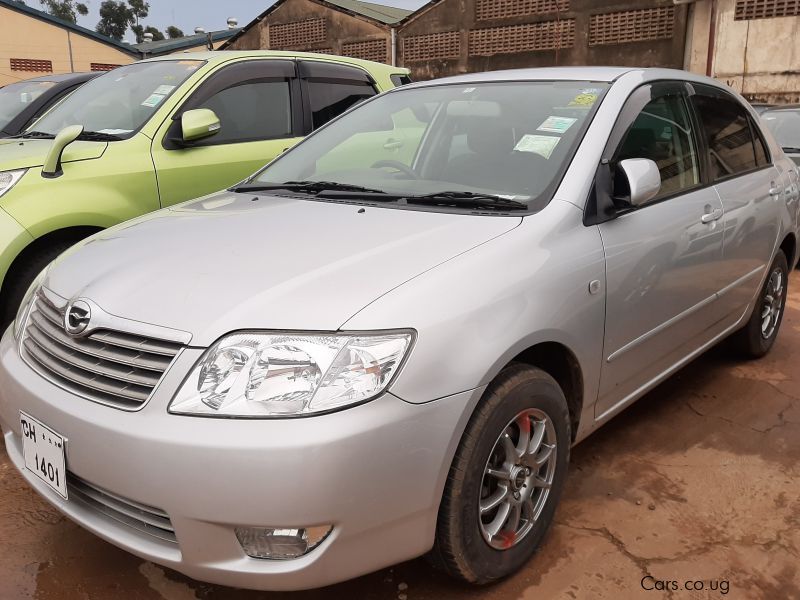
65 300 92 336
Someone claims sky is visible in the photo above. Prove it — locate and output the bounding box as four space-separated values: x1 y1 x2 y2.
74 0 429 42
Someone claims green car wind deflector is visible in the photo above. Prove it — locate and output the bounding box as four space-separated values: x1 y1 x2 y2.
0 50 407 326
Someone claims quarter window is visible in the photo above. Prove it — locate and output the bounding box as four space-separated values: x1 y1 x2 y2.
691 94 758 180
616 93 700 201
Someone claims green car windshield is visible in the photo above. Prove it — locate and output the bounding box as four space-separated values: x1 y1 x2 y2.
253 81 608 207
30 60 204 139
0 80 56 130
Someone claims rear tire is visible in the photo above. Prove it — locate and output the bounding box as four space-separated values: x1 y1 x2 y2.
427 364 570 584
731 250 788 358
0 241 75 330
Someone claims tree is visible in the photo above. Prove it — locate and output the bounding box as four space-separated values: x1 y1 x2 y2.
127 0 149 26
40 0 88 23
165 25 184 39
144 25 164 41
96 0 132 40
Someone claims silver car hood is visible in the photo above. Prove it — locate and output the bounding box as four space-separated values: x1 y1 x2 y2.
46 192 521 345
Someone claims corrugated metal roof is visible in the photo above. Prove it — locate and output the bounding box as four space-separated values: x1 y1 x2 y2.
134 29 240 56
0 0 140 56
323 0 413 24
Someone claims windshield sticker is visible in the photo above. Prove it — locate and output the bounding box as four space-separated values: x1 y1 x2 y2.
568 88 602 107
153 84 176 95
462 87 476 94
141 93 165 108
514 134 560 159
537 116 577 134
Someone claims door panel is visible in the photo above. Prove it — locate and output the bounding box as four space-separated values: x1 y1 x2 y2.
714 169 779 317
597 189 724 416
151 60 303 207
595 83 726 418
690 86 781 319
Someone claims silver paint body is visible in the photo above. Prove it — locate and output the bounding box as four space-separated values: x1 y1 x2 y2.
0 67 797 590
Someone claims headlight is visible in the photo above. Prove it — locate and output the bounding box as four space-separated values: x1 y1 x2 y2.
0 169 26 198
169 330 414 417
13 265 49 340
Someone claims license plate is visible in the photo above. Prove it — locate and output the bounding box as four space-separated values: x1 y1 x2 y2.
20 411 67 500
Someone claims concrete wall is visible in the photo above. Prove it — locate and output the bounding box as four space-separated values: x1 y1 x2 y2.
0 6 136 86
399 0 689 80
226 0 393 63
686 0 800 103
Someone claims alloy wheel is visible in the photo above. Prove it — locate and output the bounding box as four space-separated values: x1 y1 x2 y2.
761 267 785 340
479 408 557 550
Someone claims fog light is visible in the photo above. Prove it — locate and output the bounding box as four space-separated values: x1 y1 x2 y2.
235 525 332 560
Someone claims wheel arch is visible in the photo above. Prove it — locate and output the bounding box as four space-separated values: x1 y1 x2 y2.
509 342 584 442
0 226 103 301
779 231 797 269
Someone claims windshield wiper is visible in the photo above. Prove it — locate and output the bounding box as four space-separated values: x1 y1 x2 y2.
78 131 123 141
405 191 528 211
20 131 55 139
232 180 389 195
782 146 800 153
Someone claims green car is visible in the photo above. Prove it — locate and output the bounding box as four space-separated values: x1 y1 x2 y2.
0 51 408 325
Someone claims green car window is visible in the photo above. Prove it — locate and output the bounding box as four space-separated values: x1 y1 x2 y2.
31 60 204 139
254 81 609 206
0 80 56 130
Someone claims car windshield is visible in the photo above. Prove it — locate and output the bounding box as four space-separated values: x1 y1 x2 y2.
761 109 800 150
30 60 204 139
252 81 608 209
0 80 56 130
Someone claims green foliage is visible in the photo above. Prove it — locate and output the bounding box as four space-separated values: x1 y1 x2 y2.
166 25 184 39
39 0 86 23
95 0 131 40
144 25 164 41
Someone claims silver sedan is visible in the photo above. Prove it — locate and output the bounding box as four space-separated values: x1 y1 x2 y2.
1 67 798 590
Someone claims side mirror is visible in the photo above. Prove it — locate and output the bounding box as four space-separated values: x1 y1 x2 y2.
42 125 83 178
618 158 661 207
180 108 221 143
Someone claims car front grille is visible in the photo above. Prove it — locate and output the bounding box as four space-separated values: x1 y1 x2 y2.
67 472 177 544
20 293 184 410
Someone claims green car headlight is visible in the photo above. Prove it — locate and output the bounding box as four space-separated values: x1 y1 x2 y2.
0 169 27 198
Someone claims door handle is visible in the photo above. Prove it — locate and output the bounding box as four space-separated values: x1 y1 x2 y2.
701 208 723 224
769 182 781 197
383 138 403 150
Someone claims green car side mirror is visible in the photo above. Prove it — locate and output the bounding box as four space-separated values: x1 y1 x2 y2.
42 125 84 178
181 109 221 143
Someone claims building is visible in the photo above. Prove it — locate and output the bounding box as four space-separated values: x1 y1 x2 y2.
133 29 241 58
224 0 799 102
0 0 138 86
685 0 800 104
222 0 412 64
398 0 689 81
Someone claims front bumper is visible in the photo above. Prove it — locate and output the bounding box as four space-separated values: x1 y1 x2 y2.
0 327 481 590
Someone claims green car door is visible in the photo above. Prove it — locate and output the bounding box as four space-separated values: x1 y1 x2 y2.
150 59 305 206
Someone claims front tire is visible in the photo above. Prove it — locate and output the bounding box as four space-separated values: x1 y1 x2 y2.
428 364 570 584
0 241 75 330
732 250 788 358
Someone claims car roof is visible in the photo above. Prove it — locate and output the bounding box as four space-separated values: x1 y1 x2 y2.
9 72 97 84
139 50 409 75
401 66 732 91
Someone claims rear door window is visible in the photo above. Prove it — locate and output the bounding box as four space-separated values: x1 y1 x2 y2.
299 61 378 130
691 93 759 180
